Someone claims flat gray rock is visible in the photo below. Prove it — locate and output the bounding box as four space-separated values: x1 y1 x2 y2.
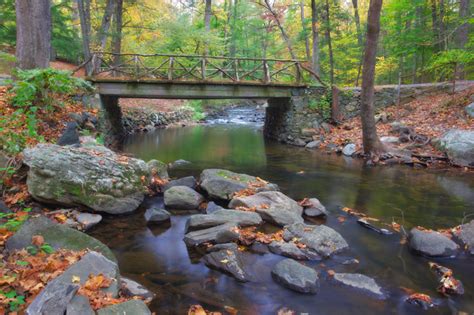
269 241 321 260
26 280 79 315
73 211 102 230
342 143 356 156
202 249 250 282
229 191 303 226
271 258 319 294
207 243 239 253
144 207 170 224
185 209 262 232
333 273 386 299
200 169 278 201
408 228 458 257
23 144 149 214
183 223 238 246
283 223 348 257
458 220 474 255
66 294 94 315
205 201 225 214
6 216 116 262
121 277 155 300
163 176 197 191
97 300 151 315
164 186 204 210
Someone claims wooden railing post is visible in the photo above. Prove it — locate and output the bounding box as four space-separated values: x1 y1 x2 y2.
201 58 206 80
168 57 174 80
295 62 302 84
263 60 271 83
234 59 240 82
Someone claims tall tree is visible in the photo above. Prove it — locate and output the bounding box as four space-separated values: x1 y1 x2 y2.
204 0 212 55
15 0 51 69
360 0 385 155
310 0 320 75
352 0 363 86
457 0 470 49
300 0 311 63
96 0 115 51
77 0 92 74
323 0 335 85
111 0 123 67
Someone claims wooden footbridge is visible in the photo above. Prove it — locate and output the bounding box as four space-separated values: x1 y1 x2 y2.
88 52 321 99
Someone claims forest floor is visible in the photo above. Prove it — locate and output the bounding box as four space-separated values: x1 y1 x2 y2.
321 85 474 165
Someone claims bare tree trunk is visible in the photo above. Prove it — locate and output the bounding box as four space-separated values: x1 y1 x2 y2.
15 0 51 69
439 0 447 50
263 0 297 60
204 0 212 55
457 0 470 79
77 0 92 75
230 0 238 57
111 0 123 67
97 0 115 50
352 0 363 86
324 0 335 85
360 0 385 155
311 0 320 75
300 0 311 63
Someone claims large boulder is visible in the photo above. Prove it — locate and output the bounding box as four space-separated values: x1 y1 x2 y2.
97 300 151 315
185 209 262 232
435 129 474 167
26 280 79 315
332 273 386 299
23 144 149 214
200 169 278 201
408 228 459 257
164 186 204 210
456 220 474 255
465 103 474 118
202 249 250 282
271 258 319 294
229 191 303 226
66 294 94 315
283 223 348 257
6 216 116 262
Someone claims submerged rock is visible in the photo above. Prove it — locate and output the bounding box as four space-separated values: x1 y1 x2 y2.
183 223 238 246
332 273 386 299
271 258 319 294
164 186 204 210
229 191 303 226
23 144 149 214
144 207 171 224
97 300 151 315
185 209 262 232
408 228 458 257
202 249 250 282
435 129 474 167
6 216 116 262
163 176 197 191
283 223 348 257
121 277 155 300
200 169 278 201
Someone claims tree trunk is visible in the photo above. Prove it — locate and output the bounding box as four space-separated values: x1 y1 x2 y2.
352 0 363 86
311 0 320 75
324 0 335 85
300 0 311 63
457 0 470 79
77 0 92 75
230 0 238 57
111 0 123 67
15 0 51 69
204 0 212 55
439 0 447 50
264 0 297 60
97 0 115 50
360 0 385 155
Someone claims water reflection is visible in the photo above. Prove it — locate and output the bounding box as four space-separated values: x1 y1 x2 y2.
89 124 474 314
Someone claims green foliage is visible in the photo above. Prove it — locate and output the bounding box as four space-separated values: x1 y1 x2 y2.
308 93 332 120
0 210 30 232
11 68 92 110
184 100 206 121
428 49 474 80
26 242 55 256
0 290 25 311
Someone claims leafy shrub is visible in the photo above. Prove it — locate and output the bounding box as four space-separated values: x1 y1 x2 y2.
428 49 474 81
10 68 92 110
308 93 332 120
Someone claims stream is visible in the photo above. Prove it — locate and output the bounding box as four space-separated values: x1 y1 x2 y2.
90 107 474 315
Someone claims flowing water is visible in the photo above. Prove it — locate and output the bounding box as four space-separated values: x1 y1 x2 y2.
90 111 474 315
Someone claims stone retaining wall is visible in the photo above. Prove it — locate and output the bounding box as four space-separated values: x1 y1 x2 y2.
122 107 194 134
264 82 455 146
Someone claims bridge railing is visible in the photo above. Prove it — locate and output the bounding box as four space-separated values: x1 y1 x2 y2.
89 52 318 85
